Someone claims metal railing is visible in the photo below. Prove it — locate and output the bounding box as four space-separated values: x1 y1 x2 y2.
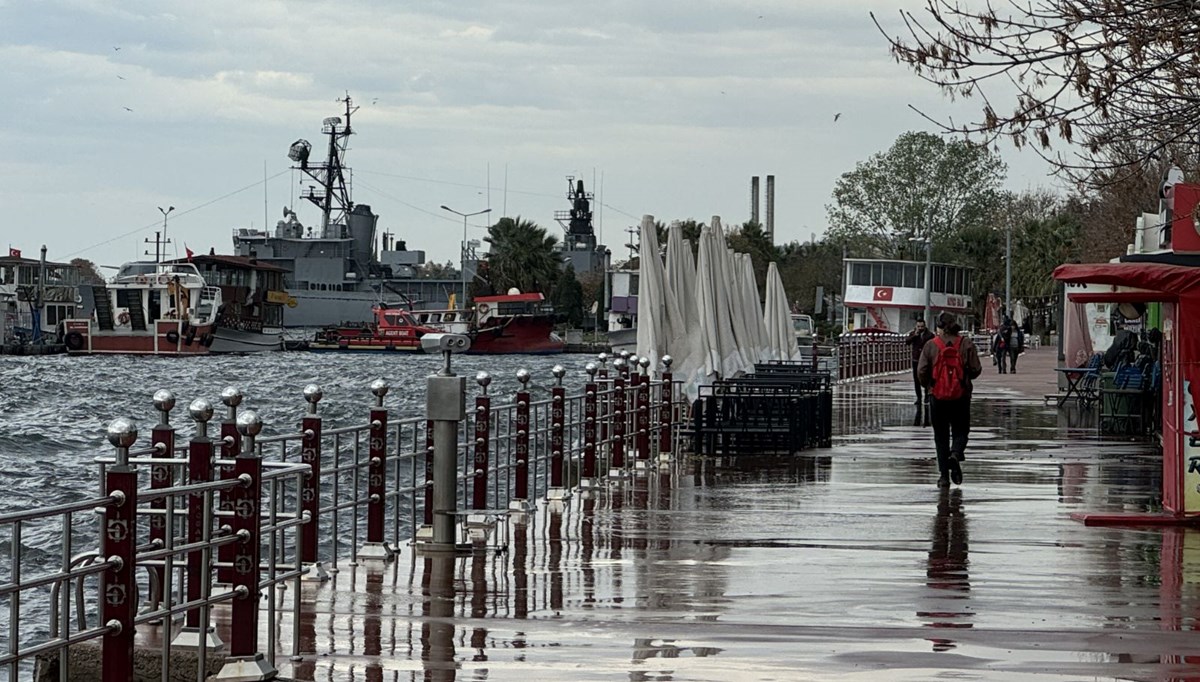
0 352 690 681
836 331 909 382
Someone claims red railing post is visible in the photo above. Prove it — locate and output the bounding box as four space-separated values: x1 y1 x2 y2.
148 390 177 609
611 358 628 472
300 385 325 577
514 369 531 504
550 365 567 494
583 363 599 479
223 410 276 678
597 353 610 457
658 357 674 460
216 387 243 585
360 379 393 561
635 358 651 463
175 399 223 651
101 419 138 682
473 372 492 510
424 420 435 529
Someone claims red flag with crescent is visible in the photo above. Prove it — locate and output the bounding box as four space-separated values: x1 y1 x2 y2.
873 287 893 302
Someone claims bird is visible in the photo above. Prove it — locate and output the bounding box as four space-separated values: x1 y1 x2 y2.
113 46 121 51
123 107 133 112
117 75 126 80
834 113 842 122
372 98 379 105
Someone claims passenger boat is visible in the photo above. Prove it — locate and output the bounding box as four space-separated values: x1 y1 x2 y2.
63 262 221 355
177 254 288 353
310 290 564 354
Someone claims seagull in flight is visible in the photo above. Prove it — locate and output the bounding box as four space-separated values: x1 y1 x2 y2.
123 107 133 112
117 75 126 80
113 46 121 51
372 98 379 104
834 112 842 122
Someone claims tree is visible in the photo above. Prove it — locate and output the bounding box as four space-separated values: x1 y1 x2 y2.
70 258 104 284
727 220 778 287
826 132 1007 258
777 239 843 323
483 216 560 294
552 265 585 327
874 2 1200 184
578 270 605 329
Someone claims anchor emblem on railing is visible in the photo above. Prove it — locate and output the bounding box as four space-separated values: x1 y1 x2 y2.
301 447 316 463
106 519 129 543
105 584 127 606
370 437 384 451
151 466 169 483
301 488 316 503
369 474 383 488
234 499 256 519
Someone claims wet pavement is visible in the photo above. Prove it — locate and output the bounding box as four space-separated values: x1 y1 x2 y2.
202 348 1197 681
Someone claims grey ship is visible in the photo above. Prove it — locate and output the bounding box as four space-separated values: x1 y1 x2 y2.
232 97 461 327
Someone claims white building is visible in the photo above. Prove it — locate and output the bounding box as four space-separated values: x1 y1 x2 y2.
842 258 973 332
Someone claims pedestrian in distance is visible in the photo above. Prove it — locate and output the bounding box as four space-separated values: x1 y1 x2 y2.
993 321 1012 374
1008 324 1025 373
917 312 983 488
906 318 935 405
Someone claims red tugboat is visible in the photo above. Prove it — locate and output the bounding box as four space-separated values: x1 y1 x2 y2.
309 290 564 354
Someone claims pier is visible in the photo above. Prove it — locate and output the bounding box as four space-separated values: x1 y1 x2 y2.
2 346 1192 680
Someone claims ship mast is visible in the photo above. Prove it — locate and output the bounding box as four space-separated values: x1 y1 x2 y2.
288 95 358 237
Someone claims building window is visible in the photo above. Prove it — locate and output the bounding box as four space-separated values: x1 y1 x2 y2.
903 265 917 288
881 263 901 287
851 263 870 286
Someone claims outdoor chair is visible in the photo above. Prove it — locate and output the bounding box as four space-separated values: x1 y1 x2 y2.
1099 362 1151 435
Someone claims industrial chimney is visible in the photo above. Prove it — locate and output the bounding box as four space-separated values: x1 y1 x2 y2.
765 175 775 243
751 176 761 225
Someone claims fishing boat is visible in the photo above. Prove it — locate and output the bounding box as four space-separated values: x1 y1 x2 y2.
177 253 287 353
63 261 221 355
309 304 438 352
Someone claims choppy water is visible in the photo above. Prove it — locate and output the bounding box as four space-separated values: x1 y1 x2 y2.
0 350 596 670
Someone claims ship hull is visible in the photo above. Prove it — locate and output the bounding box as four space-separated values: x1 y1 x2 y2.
469 317 564 355
606 327 637 355
63 319 216 356
283 289 403 327
209 326 283 354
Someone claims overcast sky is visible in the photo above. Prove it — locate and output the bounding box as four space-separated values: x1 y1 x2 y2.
0 0 1058 270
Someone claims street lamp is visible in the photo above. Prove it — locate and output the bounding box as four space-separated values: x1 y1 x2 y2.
909 234 932 326
440 205 492 309
156 206 174 263
1004 223 1012 319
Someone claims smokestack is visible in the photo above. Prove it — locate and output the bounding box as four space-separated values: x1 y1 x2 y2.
765 175 775 243
750 176 760 224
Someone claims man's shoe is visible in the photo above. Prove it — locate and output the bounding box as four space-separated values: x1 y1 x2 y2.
953 450 965 462
936 475 950 488
950 461 963 485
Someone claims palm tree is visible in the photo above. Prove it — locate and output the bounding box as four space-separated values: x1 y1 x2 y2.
484 216 560 294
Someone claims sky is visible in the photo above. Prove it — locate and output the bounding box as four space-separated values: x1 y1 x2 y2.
0 0 1060 270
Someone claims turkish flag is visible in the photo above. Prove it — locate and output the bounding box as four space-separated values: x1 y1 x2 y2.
873 287 893 301
7 248 20 258
185 244 194 261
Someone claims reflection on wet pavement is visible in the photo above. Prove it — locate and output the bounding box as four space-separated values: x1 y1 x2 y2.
239 351 1200 681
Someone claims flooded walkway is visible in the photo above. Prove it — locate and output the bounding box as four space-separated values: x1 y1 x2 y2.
231 348 1184 681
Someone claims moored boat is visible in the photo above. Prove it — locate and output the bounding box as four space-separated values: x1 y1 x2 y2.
178 254 288 353
310 304 437 352
64 262 221 355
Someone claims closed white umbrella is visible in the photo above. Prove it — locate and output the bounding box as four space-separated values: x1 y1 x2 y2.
738 253 771 364
694 223 744 388
764 261 801 360
711 217 751 374
635 215 686 374
666 222 698 332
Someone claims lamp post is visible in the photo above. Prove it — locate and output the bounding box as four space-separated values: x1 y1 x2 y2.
440 205 492 309
1004 223 1012 319
909 235 932 325
156 206 174 263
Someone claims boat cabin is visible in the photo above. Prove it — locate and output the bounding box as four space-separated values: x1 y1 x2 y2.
171 255 289 333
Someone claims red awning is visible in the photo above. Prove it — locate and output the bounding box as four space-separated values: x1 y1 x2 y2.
1053 262 1200 301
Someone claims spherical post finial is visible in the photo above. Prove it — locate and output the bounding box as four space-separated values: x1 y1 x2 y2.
220 387 243 418
476 371 492 395
662 354 674 370
303 384 323 415
598 352 609 365
585 362 598 379
370 378 389 407
638 356 650 374
236 410 263 454
619 350 631 361
551 364 566 386
188 398 214 423
107 418 137 466
612 358 626 372
152 389 176 425
515 368 531 388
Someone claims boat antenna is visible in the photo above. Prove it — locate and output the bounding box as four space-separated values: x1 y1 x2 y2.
288 94 358 237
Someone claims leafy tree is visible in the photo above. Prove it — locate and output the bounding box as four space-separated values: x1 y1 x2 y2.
826 132 1007 258
578 270 606 329
552 264 585 327
777 239 843 321
1011 213 1082 298
874 2 1200 185
70 258 104 284
483 216 560 294
727 220 778 287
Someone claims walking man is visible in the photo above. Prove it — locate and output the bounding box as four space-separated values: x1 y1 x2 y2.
1008 324 1025 373
918 312 983 487
906 318 935 405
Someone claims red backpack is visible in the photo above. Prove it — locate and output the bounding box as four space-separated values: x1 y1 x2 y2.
931 336 966 400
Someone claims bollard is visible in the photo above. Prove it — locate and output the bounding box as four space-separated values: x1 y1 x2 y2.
213 410 276 681
216 387 242 586
473 372 492 510
658 356 674 462
610 358 628 475
583 362 599 481
635 357 651 466
101 419 137 682
597 353 610 459
360 379 393 562
512 369 531 511
173 399 225 652
548 365 569 501
148 389 175 610
423 333 469 551
299 384 329 580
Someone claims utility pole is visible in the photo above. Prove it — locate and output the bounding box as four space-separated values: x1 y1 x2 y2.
1005 223 1013 319
439 205 491 308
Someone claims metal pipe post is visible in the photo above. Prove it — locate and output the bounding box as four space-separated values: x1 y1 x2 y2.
101 419 137 682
